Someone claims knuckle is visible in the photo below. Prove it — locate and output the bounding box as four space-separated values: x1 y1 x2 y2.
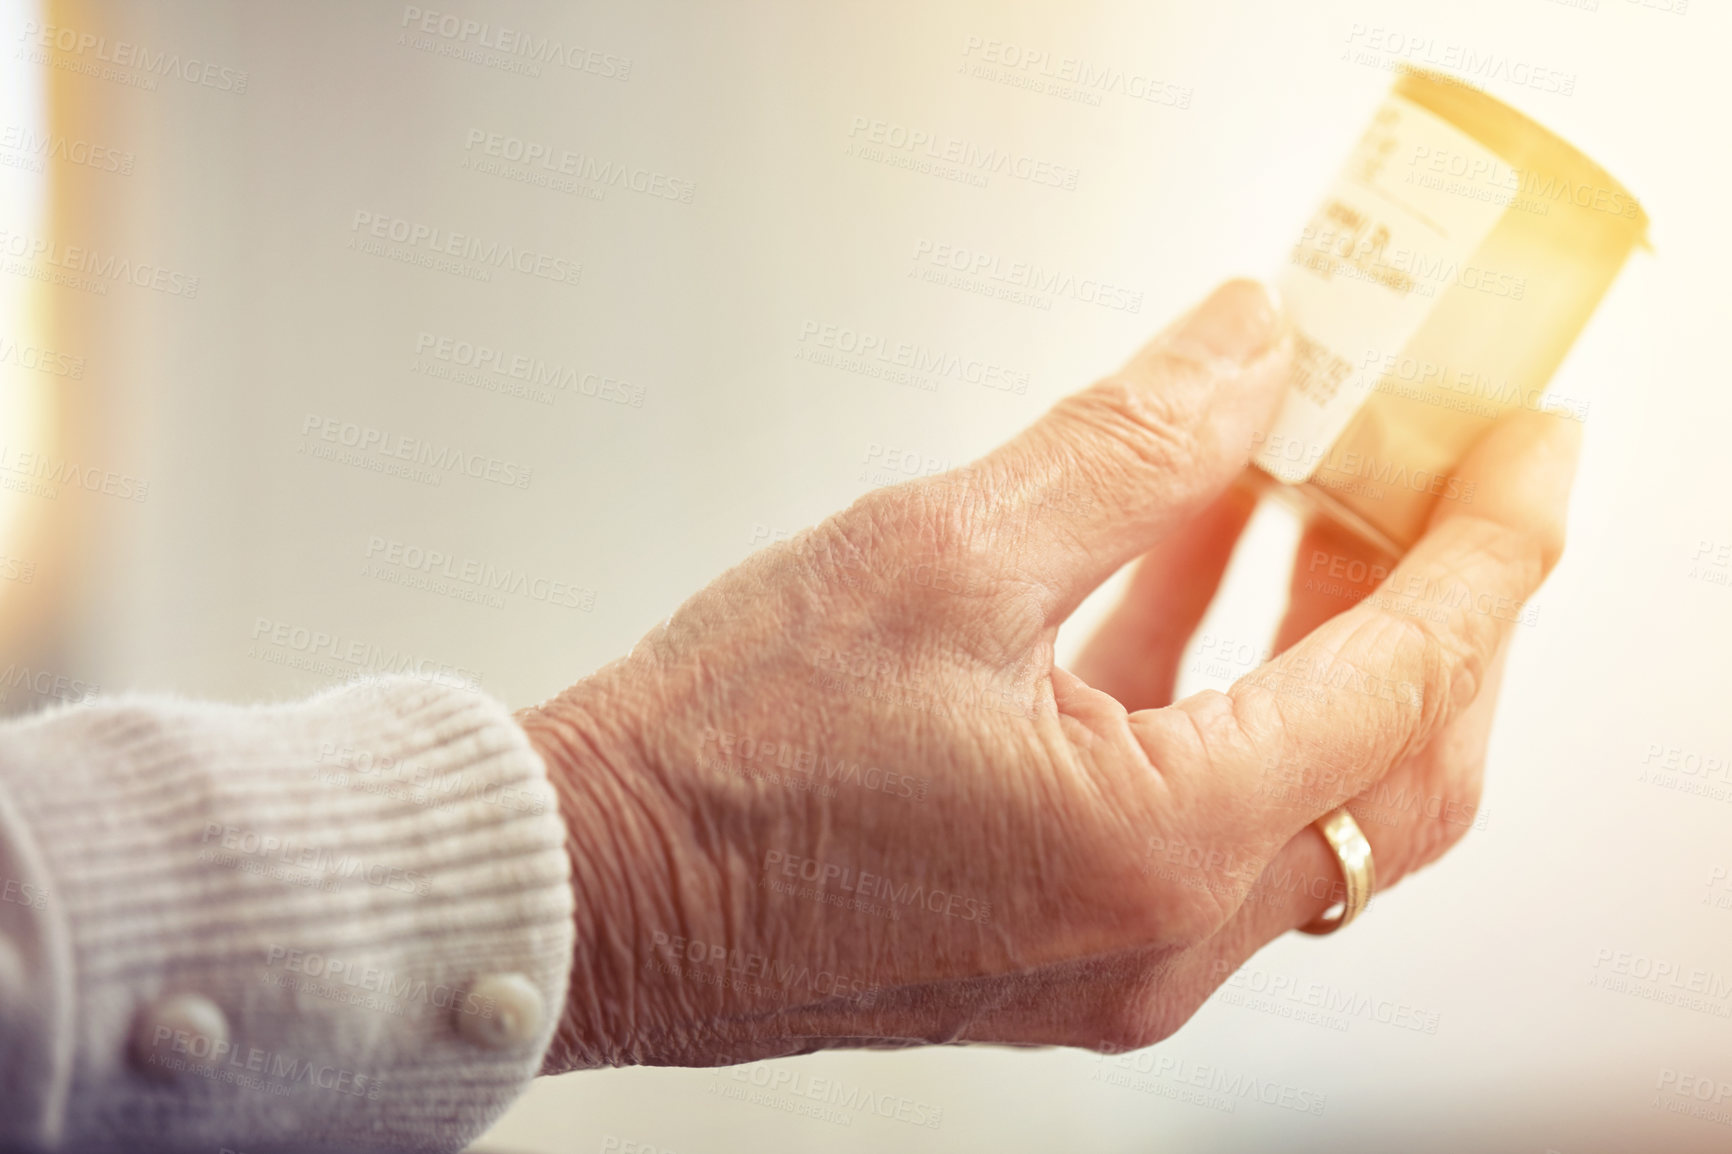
1341 612 1465 754
1406 606 1489 728
1410 516 1551 663
763 492 924 616
1394 611 1462 689
800 477 1041 662
848 471 990 569
1223 682 1292 778
1175 684 1292 811
793 499 892 585
1389 615 1468 753
1058 372 1208 484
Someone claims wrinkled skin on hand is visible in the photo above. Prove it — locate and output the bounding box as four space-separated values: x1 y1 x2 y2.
520 281 1580 1072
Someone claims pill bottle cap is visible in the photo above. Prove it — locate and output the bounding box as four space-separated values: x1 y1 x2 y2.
1395 65 1650 250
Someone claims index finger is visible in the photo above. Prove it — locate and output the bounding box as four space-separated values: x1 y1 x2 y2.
1132 406 1582 859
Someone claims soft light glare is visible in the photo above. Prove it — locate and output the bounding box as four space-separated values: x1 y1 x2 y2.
0 0 51 569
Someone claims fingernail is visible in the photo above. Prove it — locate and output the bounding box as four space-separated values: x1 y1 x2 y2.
1170 279 1284 365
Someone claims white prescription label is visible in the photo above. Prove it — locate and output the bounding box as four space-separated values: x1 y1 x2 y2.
1256 92 1511 483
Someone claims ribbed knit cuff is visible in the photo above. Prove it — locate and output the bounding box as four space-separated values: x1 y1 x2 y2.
0 676 574 1153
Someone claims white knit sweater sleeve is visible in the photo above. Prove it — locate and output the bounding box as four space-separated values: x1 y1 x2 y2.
0 675 575 1153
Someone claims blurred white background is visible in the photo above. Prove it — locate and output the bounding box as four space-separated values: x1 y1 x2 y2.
1 1 1728 1150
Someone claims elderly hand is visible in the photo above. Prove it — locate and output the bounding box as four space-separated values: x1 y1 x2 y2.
519 280 1580 1071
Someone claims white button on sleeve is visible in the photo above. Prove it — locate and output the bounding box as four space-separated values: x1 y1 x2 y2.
129 992 230 1081
457 972 546 1050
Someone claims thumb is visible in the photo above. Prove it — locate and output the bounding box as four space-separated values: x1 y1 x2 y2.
978 279 1291 623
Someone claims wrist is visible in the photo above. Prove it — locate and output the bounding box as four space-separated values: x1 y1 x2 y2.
519 665 751 1067
518 668 674 1072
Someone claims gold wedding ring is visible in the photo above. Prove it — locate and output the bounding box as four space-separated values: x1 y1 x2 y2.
1300 808 1374 935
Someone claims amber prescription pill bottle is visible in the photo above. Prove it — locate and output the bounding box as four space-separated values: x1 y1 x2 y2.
1250 66 1648 555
